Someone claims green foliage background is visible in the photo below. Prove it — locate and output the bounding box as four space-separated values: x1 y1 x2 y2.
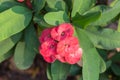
0 0 120 80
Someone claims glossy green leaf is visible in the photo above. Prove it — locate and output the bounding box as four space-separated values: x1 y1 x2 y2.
75 27 106 80
46 0 67 12
0 49 14 63
51 61 71 80
85 27 120 49
14 24 39 70
72 0 96 17
0 6 32 41
72 11 101 27
44 11 69 26
92 1 120 26
33 0 45 13
0 33 21 56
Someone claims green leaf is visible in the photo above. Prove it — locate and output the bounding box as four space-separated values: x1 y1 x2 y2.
0 49 14 63
46 0 67 12
14 24 39 70
0 33 22 56
72 11 101 27
33 14 51 28
0 6 32 41
106 60 112 69
86 5 110 13
99 58 106 73
0 0 20 12
69 65 81 76
33 0 45 13
85 27 120 49
111 64 120 76
44 11 69 26
92 1 120 26
47 64 52 80
51 61 71 80
72 0 96 17
75 27 106 80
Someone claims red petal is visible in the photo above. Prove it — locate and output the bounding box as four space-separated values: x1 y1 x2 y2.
65 48 82 64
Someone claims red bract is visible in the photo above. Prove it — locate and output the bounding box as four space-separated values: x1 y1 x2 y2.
39 28 53 43
65 48 82 64
17 0 24 2
40 40 57 57
39 40 57 63
57 37 79 56
51 23 74 41
39 23 82 64
56 37 82 64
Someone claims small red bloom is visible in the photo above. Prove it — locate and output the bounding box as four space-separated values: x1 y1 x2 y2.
17 0 24 2
51 23 74 41
65 48 82 64
39 28 53 43
57 37 79 56
40 40 57 57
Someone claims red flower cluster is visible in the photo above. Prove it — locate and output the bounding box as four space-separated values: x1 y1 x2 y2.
39 23 82 64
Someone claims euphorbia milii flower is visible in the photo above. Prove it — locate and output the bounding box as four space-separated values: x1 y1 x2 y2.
39 28 53 43
40 40 57 57
57 37 82 64
57 37 79 56
51 23 74 41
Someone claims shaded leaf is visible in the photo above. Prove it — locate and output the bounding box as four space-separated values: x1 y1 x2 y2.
0 0 21 12
51 60 71 80
0 33 22 56
14 24 39 70
0 49 14 63
33 0 45 13
111 64 120 76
